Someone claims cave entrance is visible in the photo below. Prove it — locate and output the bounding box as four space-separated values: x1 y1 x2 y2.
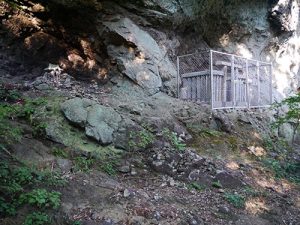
177 50 273 110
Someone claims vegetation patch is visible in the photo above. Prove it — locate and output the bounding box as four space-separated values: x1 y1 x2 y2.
0 159 65 223
224 192 245 208
262 158 300 184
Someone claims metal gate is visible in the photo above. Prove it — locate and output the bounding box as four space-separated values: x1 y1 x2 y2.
177 50 272 110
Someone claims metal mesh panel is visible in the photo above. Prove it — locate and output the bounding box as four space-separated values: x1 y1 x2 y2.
178 51 211 102
177 50 272 110
211 51 233 108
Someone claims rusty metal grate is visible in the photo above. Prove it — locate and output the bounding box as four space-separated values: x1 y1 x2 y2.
177 50 272 110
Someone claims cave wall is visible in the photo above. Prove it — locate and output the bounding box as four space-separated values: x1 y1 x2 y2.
2 0 299 99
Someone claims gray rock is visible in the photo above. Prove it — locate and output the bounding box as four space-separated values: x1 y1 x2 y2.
56 158 72 172
100 17 177 93
60 98 122 145
85 104 122 144
61 97 94 128
118 165 131 173
35 83 51 91
214 171 243 189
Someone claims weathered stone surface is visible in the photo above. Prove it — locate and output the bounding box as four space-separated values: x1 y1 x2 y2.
214 171 244 189
56 158 73 172
61 98 122 145
269 0 299 33
85 104 122 144
61 97 94 128
100 17 177 94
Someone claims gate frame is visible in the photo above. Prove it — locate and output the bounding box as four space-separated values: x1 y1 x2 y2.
177 50 273 110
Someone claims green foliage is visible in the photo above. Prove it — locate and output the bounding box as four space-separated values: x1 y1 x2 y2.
262 158 300 184
74 156 95 172
0 160 65 222
0 83 21 102
13 166 34 185
35 170 67 187
101 162 117 176
212 180 223 189
162 128 186 151
52 147 69 158
0 104 23 144
272 93 300 142
23 212 50 225
129 129 155 150
224 192 245 208
0 96 48 144
201 129 221 138
242 186 267 198
0 197 16 216
188 182 205 191
19 189 61 209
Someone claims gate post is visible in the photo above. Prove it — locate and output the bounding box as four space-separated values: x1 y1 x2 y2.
210 50 214 110
257 61 260 106
231 55 235 108
246 59 250 109
177 56 180 99
270 63 273 105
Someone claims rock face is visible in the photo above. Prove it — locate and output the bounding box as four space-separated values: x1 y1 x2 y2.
61 98 122 144
85 104 122 144
100 17 177 94
268 0 299 33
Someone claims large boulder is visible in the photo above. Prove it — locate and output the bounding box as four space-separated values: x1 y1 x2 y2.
61 98 122 145
85 104 122 144
99 17 177 94
61 97 95 128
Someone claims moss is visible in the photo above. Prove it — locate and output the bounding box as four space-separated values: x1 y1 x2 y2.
35 94 122 157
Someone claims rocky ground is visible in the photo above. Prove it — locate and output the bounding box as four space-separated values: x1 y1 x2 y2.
0 1 300 225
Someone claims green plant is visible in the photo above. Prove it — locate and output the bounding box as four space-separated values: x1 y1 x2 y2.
52 147 69 158
0 84 21 102
19 188 61 209
102 162 117 176
212 180 223 189
242 186 267 197
23 212 50 225
0 104 23 144
35 170 66 187
13 167 33 185
272 93 300 143
0 197 16 216
0 159 65 221
262 158 300 184
74 156 94 172
162 128 186 151
200 128 222 138
72 221 82 225
224 192 245 208
188 182 205 191
129 129 155 150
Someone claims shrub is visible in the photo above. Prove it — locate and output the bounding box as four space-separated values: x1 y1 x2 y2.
224 192 245 208
23 212 50 225
272 93 300 143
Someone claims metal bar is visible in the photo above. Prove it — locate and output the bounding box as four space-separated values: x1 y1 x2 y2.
257 61 260 105
246 59 250 109
210 50 214 110
177 56 180 98
177 50 210 58
231 55 235 108
270 63 273 105
210 50 271 65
